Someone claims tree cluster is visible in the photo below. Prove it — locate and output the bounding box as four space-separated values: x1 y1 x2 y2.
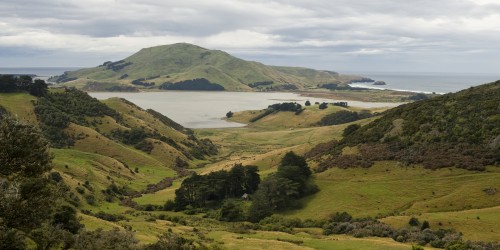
131 78 156 87
318 110 373 126
248 151 318 222
174 164 260 209
268 102 302 112
320 83 351 90
248 81 273 88
332 101 348 107
159 78 225 91
0 74 48 97
103 60 133 72
249 102 304 122
318 102 328 109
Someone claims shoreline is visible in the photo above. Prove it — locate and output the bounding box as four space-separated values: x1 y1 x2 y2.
348 83 440 94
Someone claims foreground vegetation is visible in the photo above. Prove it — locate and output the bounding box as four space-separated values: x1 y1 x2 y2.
1 77 499 249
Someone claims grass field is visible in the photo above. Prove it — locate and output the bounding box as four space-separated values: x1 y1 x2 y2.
283 163 500 218
207 230 434 250
381 206 500 242
228 105 346 129
0 92 38 123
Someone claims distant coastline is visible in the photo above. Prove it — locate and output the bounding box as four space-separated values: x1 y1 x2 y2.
0 67 81 77
344 71 500 94
1 67 498 94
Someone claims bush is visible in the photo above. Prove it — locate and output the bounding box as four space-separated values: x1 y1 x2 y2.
94 211 126 222
409 217 420 227
85 195 96 205
217 200 244 222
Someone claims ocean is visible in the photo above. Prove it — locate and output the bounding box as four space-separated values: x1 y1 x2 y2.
347 71 500 94
0 67 498 94
0 67 81 77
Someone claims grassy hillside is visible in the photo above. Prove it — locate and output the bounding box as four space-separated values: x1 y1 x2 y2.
2 81 499 249
0 89 216 214
307 80 500 171
51 43 366 91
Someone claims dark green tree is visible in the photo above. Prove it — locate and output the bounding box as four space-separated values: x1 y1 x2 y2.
52 205 83 234
279 151 311 178
319 102 328 109
409 217 420 227
226 111 234 118
305 100 311 106
217 200 244 222
28 79 48 97
248 176 300 222
343 124 361 137
421 220 430 230
0 116 53 177
0 116 56 230
0 116 60 248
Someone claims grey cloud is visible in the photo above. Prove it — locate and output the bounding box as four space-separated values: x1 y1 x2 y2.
0 0 499 73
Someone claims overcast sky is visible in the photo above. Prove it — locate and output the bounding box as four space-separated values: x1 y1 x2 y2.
1 0 499 73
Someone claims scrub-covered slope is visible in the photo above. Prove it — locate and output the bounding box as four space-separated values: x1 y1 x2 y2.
308 80 500 171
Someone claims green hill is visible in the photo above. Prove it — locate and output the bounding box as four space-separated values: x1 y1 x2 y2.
307 80 500 171
51 43 365 91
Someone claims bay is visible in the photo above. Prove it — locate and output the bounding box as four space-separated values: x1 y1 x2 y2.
90 92 401 128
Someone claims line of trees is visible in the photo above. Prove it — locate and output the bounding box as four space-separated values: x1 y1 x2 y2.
250 102 304 122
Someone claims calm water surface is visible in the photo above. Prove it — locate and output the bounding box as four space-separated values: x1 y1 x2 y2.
348 72 500 94
90 92 401 128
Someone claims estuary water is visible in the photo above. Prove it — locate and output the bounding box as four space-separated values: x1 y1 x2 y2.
3 67 496 128
89 92 401 128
